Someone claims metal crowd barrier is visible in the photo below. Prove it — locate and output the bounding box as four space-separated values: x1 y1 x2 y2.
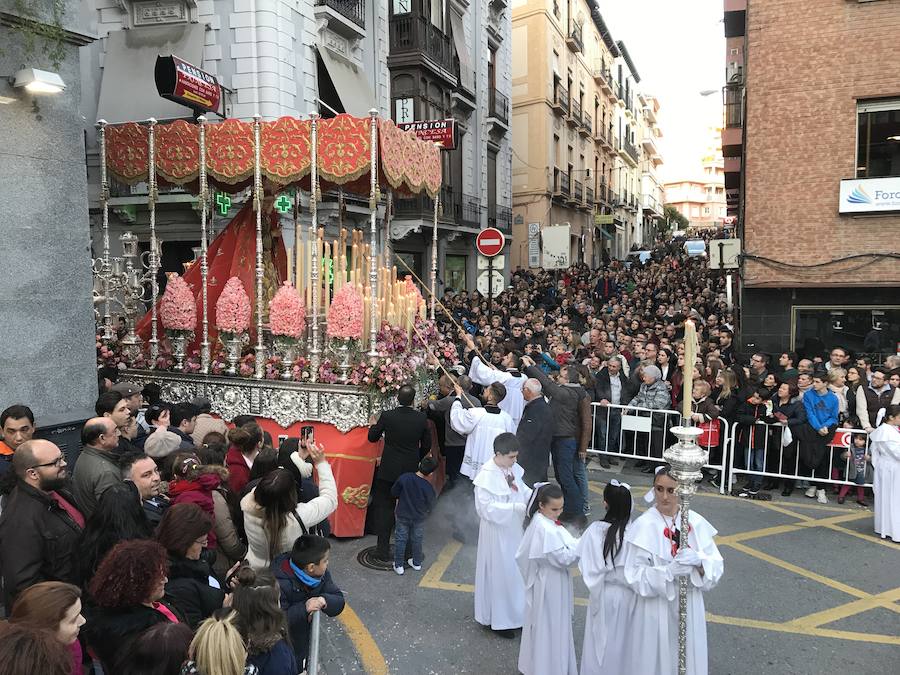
307 609 321 674
587 402 730 494
726 420 874 491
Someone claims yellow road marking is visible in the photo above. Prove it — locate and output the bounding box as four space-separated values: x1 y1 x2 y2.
825 523 900 550
706 612 900 646
336 603 389 675
787 587 900 629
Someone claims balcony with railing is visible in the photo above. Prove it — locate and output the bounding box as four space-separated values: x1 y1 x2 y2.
444 189 482 228
566 24 584 53
552 167 570 200
573 179 583 205
595 180 608 204
488 88 509 126
496 205 512 230
584 185 594 210
551 83 569 115
592 59 607 84
595 125 613 150
315 0 365 30
620 137 639 165
568 98 581 127
724 84 743 128
579 113 592 137
389 14 453 75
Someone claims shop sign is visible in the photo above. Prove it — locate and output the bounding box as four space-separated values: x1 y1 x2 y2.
397 119 457 149
839 176 900 214
155 55 222 115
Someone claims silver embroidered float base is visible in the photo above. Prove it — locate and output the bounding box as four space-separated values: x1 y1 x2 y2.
124 371 379 432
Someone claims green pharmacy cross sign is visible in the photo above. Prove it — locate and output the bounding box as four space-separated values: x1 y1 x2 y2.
275 193 292 214
216 192 232 216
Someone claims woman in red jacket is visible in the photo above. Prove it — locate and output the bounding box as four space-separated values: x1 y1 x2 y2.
169 453 227 550
225 423 264 494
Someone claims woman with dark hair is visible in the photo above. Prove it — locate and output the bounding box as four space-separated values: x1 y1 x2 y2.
241 443 336 570
169 452 226 550
225 423 265 494
199 431 228 465
195 437 248 577
576 481 635 674
0 622 72 675
10 581 85 675
112 621 193 675
81 539 182 671
232 567 298 675
516 483 579 675
77 480 152 585
155 502 228 628
769 381 806 496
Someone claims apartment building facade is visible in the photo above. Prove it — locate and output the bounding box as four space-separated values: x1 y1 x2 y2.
724 0 900 356
511 0 649 268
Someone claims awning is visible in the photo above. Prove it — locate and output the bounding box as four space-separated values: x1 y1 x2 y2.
599 228 613 240
97 23 205 124
449 12 475 92
317 46 375 118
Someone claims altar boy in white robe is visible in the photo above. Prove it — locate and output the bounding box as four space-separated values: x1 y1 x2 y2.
576 480 636 675
451 381 516 480
516 483 580 675
622 466 723 675
870 404 900 542
473 433 532 638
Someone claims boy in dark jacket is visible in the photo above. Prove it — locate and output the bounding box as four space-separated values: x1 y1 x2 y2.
735 387 770 498
390 456 438 575
274 535 345 669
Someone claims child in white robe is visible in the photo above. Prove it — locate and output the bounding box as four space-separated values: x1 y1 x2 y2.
576 479 636 675
473 432 533 638
870 405 900 542
622 466 724 675
516 483 580 675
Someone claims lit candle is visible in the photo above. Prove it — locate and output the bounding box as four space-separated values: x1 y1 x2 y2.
286 246 293 286
682 318 697 420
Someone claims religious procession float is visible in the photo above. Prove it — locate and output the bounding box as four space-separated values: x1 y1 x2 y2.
92 111 453 535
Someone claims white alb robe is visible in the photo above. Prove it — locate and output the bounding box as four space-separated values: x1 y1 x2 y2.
451 402 515 479
468 356 526 426
576 521 637 675
622 506 723 675
869 423 900 542
473 459 532 630
516 512 580 675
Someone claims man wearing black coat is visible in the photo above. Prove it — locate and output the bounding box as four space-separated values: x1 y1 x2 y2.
516 378 555 487
367 384 431 562
0 439 84 607
592 357 636 468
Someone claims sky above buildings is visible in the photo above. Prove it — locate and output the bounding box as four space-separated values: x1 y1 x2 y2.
598 0 725 183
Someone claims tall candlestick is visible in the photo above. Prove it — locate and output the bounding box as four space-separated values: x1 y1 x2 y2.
682 318 697 420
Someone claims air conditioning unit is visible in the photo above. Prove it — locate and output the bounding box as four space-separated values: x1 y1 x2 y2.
726 62 743 84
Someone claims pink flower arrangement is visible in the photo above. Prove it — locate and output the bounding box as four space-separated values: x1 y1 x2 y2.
216 277 252 334
269 282 306 339
159 274 196 332
326 284 364 340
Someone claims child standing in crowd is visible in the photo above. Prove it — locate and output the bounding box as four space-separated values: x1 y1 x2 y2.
391 456 438 576
577 480 636 674
273 534 345 670
837 433 871 506
735 387 770 499
232 567 298 675
516 483 580 675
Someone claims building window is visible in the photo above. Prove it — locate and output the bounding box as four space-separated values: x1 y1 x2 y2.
392 0 411 15
792 306 900 356
445 255 467 292
857 99 900 178
394 97 414 124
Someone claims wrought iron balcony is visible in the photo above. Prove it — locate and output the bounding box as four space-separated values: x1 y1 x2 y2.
444 189 482 228
552 84 569 115
569 99 581 127
496 205 512 230
489 89 509 125
316 0 365 29
623 138 639 163
579 114 592 137
553 167 570 198
389 15 453 74
566 25 584 53
573 179 583 204
584 185 594 209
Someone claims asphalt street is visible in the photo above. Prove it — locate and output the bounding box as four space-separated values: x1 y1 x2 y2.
316 464 900 675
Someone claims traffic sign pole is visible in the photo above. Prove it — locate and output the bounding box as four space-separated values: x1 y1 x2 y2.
488 255 493 324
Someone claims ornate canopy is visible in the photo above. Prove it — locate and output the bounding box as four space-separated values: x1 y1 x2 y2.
104 114 442 198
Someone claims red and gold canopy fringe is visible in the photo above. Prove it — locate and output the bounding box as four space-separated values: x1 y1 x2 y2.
104 114 442 198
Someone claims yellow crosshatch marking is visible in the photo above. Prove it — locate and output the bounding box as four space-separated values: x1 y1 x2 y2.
420 484 900 646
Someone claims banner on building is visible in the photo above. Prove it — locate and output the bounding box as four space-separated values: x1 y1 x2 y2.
397 119 457 149
839 177 900 214
541 224 570 269
595 213 614 225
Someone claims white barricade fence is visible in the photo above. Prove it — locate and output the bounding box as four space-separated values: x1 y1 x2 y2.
588 402 730 494
726 420 874 492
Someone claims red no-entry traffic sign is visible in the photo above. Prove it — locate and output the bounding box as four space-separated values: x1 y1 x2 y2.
476 227 505 257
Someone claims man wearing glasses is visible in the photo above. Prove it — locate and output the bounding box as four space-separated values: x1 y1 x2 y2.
0 439 84 606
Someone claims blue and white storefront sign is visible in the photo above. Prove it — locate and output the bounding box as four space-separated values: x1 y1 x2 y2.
839 177 900 214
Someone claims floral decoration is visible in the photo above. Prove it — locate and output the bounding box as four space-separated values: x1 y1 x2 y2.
269 282 306 340
159 274 197 333
326 284 364 340
216 276 252 335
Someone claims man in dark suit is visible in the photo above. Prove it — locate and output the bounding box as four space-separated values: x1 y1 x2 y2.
367 384 431 562
516 378 555 487
592 356 636 468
